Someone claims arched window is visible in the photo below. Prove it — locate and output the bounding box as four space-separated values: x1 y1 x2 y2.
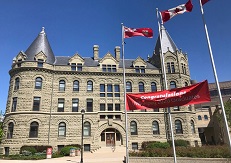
185 82 188 87
170 81 176 89
59 80 65 91
175 120 183 134
14 77 20 90
84 122 91 136
190 120 195 134
29 121 39 138
58 122 66 137
35 77 42 89
138 82 145 92
73 80 79 91
7 122 14 139
126 81 132 92
151 82 157 92
130 121 137 135
198 115 202 120
87 80 93 92
152 121 160 135
204 115 208 120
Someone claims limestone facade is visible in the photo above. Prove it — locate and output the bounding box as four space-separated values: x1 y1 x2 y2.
1 27 200 155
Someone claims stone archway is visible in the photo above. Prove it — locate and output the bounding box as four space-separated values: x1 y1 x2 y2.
92 122 126 148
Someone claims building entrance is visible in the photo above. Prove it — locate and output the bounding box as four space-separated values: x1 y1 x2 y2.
100 128 122 147
106 133 115 146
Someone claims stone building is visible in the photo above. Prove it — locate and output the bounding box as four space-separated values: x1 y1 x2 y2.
196 81 231 145
1 26 200 155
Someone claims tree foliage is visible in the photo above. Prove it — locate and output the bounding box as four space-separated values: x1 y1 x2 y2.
0 121 3 143
224 100 231 126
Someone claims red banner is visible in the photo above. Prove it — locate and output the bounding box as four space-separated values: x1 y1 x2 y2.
126 80 211 110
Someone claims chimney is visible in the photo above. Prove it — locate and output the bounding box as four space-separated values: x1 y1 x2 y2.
93 45 99 61
114 46 120 61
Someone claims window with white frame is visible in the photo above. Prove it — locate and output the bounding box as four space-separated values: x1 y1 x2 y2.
84 122 91 136
73 80 79 92
135 66 145 73
59 80 65 91
102 64 116 72
72 98 79 112
35 77 42 89
152 121 160 135
58 122 66 137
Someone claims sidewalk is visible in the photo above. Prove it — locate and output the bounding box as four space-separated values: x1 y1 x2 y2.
0 147 126 163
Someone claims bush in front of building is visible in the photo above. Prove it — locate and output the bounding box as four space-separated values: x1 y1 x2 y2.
130 145 230 158
20 145 53 154
60 146 78 156
168 139 190 147
146 141 170 149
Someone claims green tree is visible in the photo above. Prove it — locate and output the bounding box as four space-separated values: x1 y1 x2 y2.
0 121 3 143
224 100 231 126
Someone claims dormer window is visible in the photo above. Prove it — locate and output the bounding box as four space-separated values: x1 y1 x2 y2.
102 64 116 72
17 59 22 67
38 59 44 68
71 63 82 71
135 66 145 73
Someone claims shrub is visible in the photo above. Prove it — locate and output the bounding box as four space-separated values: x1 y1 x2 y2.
20 146 37 155
168 139 190 147
147 142 170 149
60 146 78 156
129 145 231 158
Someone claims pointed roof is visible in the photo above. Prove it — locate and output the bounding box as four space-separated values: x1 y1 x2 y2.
25 27 55 64
154 25 178 55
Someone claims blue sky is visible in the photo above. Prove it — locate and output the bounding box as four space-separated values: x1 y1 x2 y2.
0 0 230 114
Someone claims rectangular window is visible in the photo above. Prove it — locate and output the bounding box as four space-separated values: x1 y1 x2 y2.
77 63 82 71
86 99 93 112
71 63 76 71
102 64 106 72
108 104 113 111
114 85 120 97
171 62 175 73
115 104 120 111
84 144 91 151
173 106 180 111
107 84 113 97
33 97 41 111
72 98 79 112
135 66 145 73
102 64 117 72
153 108 159 112
38 59 43 68
100 104 105 111
100 84 105 97
58 98 65 112
132 142 138 150
167 62 171 73
11 97 17 112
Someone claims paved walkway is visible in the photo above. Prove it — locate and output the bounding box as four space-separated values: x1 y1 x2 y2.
0 147 126 163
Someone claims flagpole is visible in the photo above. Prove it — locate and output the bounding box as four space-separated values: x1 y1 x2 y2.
121 23 129 163
157 8 177 163
199 0 231 152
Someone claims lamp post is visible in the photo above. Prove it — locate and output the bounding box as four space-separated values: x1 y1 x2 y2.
80 109 85 163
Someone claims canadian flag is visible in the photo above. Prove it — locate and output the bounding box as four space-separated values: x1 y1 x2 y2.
161 0 193 23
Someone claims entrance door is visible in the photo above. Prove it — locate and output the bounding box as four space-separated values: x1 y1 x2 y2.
106 133 115 146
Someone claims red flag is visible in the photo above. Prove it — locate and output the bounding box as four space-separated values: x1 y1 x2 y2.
126 80 210 110
201 0 210 5
160 0 193 23
124 27 153 38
